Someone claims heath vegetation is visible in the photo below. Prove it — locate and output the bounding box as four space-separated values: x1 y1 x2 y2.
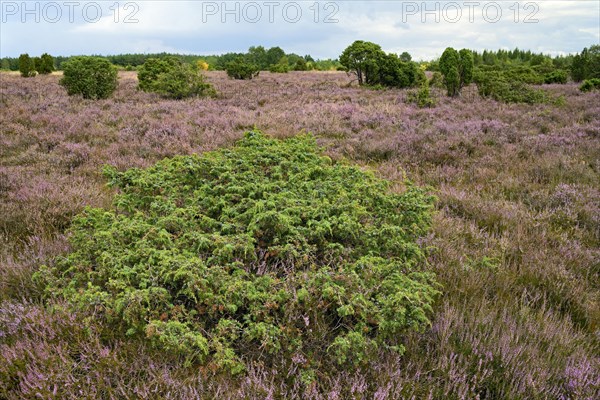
1 42 599 398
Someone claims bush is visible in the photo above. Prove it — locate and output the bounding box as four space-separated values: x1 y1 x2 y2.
293 58 308 71
406 81 436 108
579 78 600 92
36 53 55 74
137 57 215 99
59 57 118 99
474 71 549 104
429 71 444 88
38 131 438 378
18 53 36 77
544 70 568 84
439 47 473 97
226 57 260 80
269 63 289 73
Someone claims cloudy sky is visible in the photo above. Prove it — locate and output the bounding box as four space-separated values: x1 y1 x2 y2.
1 1 598 59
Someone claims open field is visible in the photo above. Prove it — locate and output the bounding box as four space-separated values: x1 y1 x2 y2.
1 71 599 399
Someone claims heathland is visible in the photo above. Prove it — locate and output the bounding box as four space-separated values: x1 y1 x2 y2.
1 71 599 398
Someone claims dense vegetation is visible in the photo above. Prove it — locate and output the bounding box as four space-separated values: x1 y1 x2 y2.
17 53 36 77
137 57 216 99
2 47 339 72
37 131 438 379
339 40 423 88
59 56 118 99
225 57 261 80
1 43 599 398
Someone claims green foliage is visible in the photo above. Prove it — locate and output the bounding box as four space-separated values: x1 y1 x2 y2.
429 71 444 88
37 53 55 74
474 71 550 104
18 53 36 77
339 40 385 85
225 57 260 80
439 48 473 97
579 78 600 92
406 81 436 108
38 131 438 375
571 45 600 82
59 57 117 99
293 58 308 71
458 49 474 86
269 56 290 73
544 70 568 84
374 53 420 88
340 41 420 88
137 57 216 99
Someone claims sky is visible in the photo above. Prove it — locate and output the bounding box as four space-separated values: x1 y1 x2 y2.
1 1 599 60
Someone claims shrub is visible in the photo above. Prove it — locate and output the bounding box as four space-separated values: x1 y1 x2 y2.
18 53 36 77
59 57 118 99
579 78 600 92
474 71 549 104
339 41 421 88
269 61 289 73
544 70 568 84
197 60 209 71
374 53 421 88
339 40 384 85
439 47 473 96
406 81 436 108
138 57 216 99
293 58 308 71
225 57 260 80
36 53 55 74
429 71 444 88
37 131 439 377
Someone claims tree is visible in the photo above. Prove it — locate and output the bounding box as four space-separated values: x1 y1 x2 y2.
399 52 412 62
571 53 587 82
294 58 308 71
18 53 36 77
439 47 473 97
247 46 268 70
225 57 260 80
37 53 55 74
266 46 286 68
339 40 385 85
138 57 216 99
439 48 460 96
374 53 419 88
60 57 118 99
458 49 474 86
269 56 290 73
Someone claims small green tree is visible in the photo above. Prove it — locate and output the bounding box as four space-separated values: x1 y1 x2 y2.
544 70 568 84
570 52 587 82
293 58 308 71
137 57 216 99
269 56 290 73
439 48 460 96
18 53 36 77
439 48 473 97
37 53 55 74
59 57 118 99
225 57 260 80
339 40 385 85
